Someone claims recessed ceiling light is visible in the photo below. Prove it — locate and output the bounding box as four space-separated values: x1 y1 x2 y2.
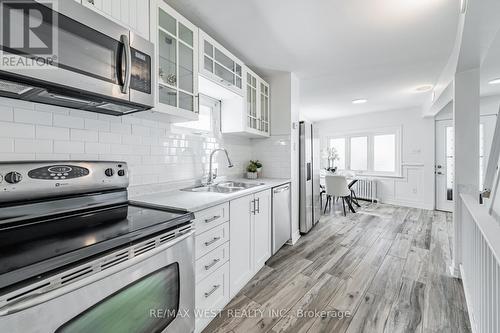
415 85 433 92
489 78 500 85
352 99 367 104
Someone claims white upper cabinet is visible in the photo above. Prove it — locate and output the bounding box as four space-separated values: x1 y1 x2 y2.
199 30 244 96
220 66 270 138
80 0 150 39
150 0 199 119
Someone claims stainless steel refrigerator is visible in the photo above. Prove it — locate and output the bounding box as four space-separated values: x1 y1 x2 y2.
299 121 321 233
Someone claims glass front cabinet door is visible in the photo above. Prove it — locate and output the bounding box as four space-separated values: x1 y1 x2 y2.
199 30 244 96
244 67 270 137
152 1 199 118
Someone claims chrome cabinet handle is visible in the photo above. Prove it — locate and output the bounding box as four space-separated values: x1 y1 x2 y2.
120 34 131 94
204 284 220 298
204 237 220 246
204 215 221 224
256 198 260 214
251 199 256 215
204 258 220 270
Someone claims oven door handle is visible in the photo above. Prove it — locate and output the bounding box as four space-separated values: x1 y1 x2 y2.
120 34 132 94
0 230 194 317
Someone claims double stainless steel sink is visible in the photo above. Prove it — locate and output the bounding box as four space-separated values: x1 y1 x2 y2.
181 181 265 194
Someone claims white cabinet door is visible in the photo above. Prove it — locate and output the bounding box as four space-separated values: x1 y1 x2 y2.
245 70 259 132
152 0 199 118
253 190 271 270
81 0 149 39
229 195 254 297
199 30 244 96
259 79 270 135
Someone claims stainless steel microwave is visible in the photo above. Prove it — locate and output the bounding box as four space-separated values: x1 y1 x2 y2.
0 0 154 115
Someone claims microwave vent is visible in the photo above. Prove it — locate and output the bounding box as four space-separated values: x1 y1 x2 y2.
0 79 33 95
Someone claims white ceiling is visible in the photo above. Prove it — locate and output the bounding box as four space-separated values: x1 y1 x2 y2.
165 0 460 121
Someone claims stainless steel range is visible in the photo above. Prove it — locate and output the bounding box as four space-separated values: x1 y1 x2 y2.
0 161 195 333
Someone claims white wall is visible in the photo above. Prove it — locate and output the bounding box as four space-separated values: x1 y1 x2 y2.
315 107 435 209
0 97 253 196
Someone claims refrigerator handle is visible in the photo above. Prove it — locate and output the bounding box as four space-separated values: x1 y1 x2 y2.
306 162 312 181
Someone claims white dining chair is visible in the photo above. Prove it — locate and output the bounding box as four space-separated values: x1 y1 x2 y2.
324 175 355 216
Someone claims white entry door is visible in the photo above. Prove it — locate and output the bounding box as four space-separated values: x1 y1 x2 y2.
435 115 497 212
436 120 454 212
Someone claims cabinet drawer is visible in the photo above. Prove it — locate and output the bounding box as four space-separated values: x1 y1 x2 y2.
195 222 229 259
194 203 229 235
195 242 229 283
195 262 230 332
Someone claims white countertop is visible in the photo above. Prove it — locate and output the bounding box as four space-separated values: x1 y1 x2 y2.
131 178 291 212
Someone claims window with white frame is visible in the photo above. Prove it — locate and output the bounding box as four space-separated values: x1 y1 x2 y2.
328 128 401 175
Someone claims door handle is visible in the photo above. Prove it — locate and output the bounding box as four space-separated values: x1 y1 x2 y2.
204 285 221 298
204 258 220 270
204 237 221 247
256 198 260 214
204 215 221 224
120 34 131 94
251 199 256 215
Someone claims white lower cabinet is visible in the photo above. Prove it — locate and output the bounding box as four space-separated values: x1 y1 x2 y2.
253 190 272 271
229 195 254 297
194 203 231 333
229 190 272 297
194 190 272 332
195 262 230 332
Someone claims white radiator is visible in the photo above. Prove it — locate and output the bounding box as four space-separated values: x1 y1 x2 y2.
352 178 377 202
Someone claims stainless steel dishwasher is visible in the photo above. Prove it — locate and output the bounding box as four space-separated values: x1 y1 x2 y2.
272 183 291 254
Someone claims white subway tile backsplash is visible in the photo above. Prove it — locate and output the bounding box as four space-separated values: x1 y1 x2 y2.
54 114 85 129
0 153 35 161
2 99 256 191
132 124 150 137
14 109 52 126
36 125 69 140
85 142 111 154
70 129 99 142
0 138 14 152
99 132 122 144
110 122 132 135
0 106 14 121
36 153 70 160
54 141 84 154
85 119 110 132
0 122 35 138
15 139 52 153
70 153 99 160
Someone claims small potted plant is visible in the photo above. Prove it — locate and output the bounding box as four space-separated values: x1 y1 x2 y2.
246 163 258 179
251 160 263 174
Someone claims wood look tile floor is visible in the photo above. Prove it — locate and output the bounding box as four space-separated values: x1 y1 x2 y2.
203 203 471 333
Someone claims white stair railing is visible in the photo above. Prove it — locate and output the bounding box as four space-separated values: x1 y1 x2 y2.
460 193 500 333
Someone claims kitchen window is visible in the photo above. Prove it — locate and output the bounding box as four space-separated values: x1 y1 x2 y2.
328 127 401 176
174 95 220 135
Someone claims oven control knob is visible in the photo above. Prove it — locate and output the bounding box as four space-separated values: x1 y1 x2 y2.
104 168 114 177
117 169 126 177
5 172 22 184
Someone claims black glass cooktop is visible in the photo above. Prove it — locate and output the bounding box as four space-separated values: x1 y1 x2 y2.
0 202 193 292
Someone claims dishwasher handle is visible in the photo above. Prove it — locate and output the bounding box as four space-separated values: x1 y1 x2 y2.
273 185 290 194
